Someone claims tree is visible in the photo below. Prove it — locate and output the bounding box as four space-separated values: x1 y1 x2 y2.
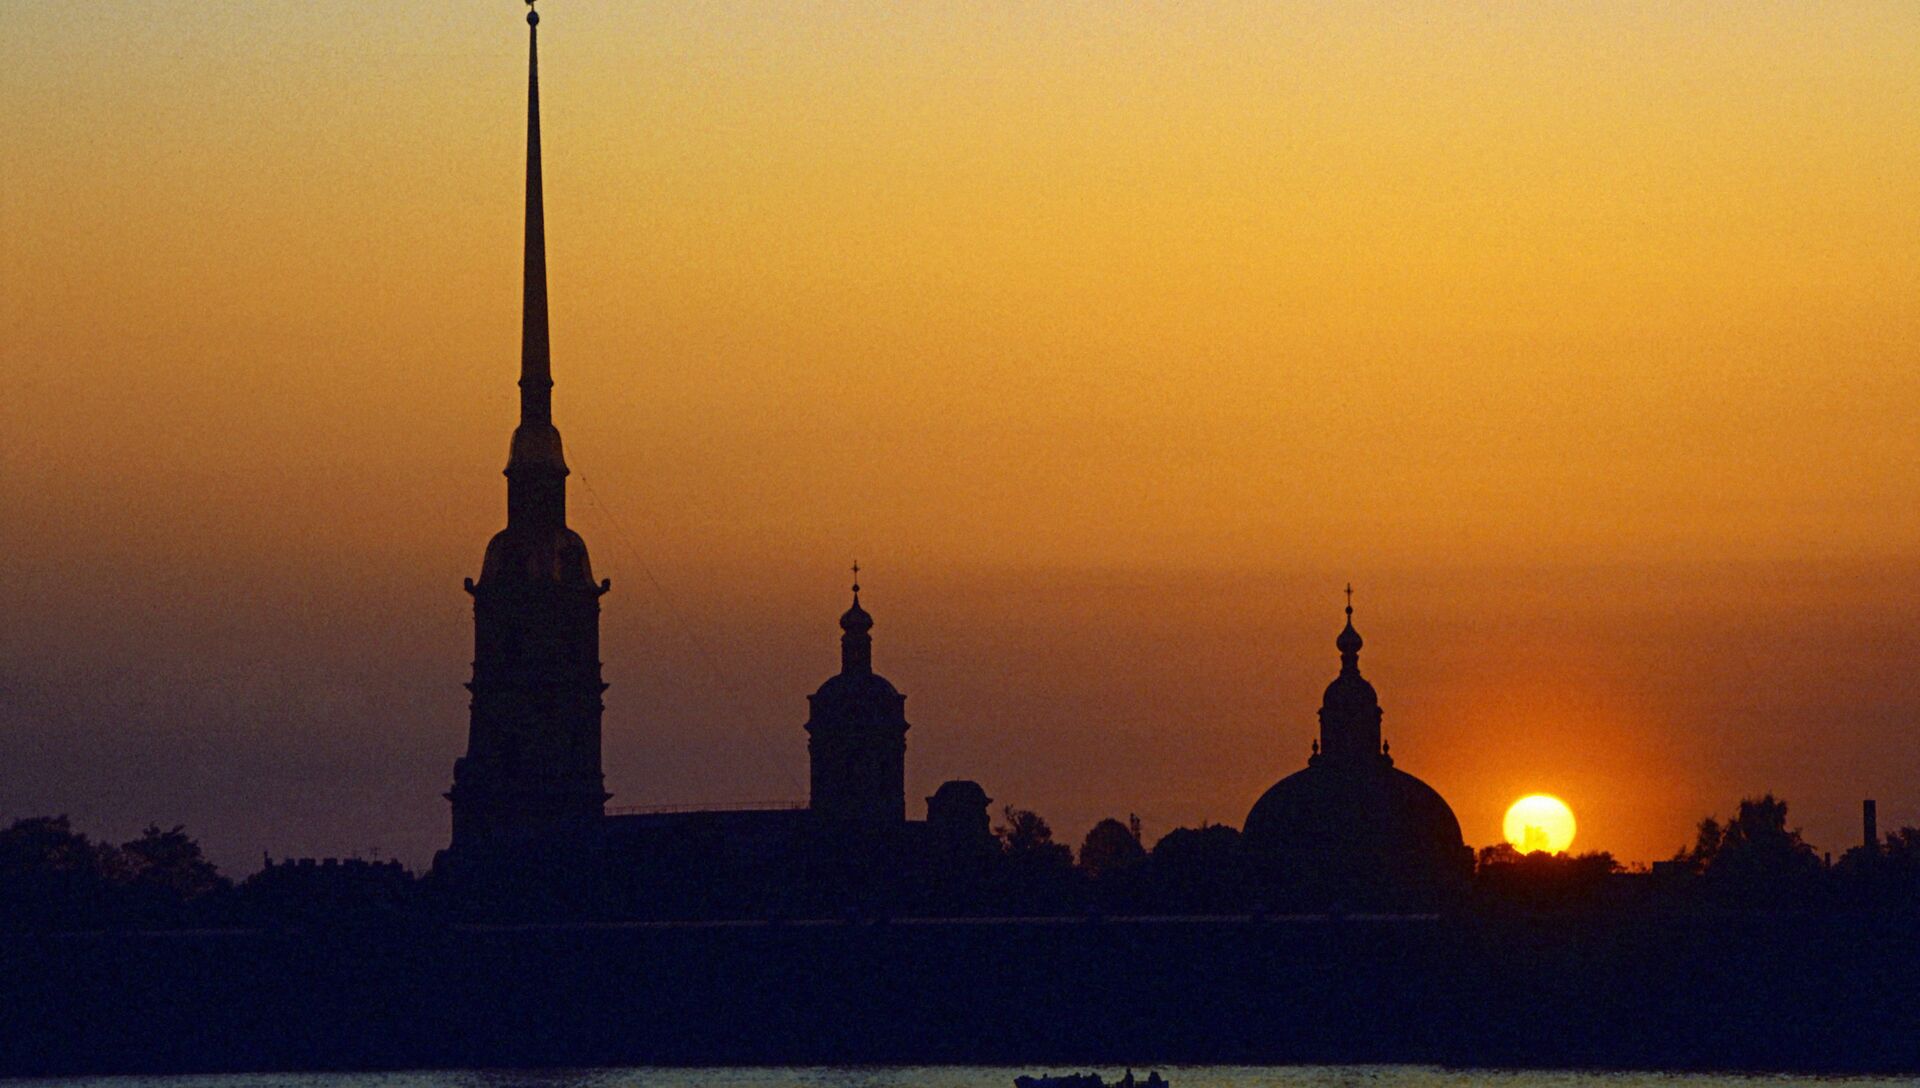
1476 842 1524 872
1078 816 1146 878
1885 826 1920 867
0 816 126 928
0 817 230 929
1676 794 1821 901
1147 823 1249 913
996 807 1071 866
992 806 1076 910
122 825 227 901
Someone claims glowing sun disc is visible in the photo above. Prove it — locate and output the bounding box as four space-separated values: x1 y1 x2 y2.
1503 794 1577 854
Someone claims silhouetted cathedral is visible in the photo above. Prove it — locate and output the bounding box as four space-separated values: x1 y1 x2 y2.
441 6 609 873
1242 592 1472 906
435 10 1474 916
434 11 989 898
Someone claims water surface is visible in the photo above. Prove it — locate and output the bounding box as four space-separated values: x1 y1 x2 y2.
14 1069 1913 1088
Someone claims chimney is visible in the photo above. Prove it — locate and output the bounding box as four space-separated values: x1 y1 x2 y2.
1863 799 1878 853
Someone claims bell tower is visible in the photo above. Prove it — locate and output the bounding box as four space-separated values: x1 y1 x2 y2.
442 3 611 865
805 569 910 826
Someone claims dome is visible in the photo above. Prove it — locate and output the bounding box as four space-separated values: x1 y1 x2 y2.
1336 618 1363 656
1321 672 1378 717
840 597 873 634
927 779 991 812
1242 761 1470 904
811 668 900 703
1238 588 1470 906
478 524 598 589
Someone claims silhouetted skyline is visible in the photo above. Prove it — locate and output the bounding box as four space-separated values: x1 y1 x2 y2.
3 4 1918 872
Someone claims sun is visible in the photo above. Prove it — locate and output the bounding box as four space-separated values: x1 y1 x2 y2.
1503 794 1577 855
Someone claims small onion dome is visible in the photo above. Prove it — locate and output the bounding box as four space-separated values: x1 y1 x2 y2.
841 595 873 634
1336 617 1363 656
1324 607 1377 714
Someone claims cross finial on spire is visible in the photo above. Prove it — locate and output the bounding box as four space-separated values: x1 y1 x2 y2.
851 560 861 596
1344 583 1354 619
526 0 539 26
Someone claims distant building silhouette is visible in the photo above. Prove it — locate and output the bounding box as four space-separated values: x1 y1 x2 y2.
806 578 910 827
594 587 994 913
1242 591 1471 906
432 12 988 900
432 12 1500 917
438 7 610 876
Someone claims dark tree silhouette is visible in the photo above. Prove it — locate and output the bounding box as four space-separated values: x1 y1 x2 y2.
1147 823 1250 913
1078 815 1146 878
0 816 126 928
991 806 1076 911
995 807 1072 868
1834 823 1920 908
123 825 227 900
1474 843 1621 911
1676 794 1821 902
1476 842 1524 872
0 817 229 929
1886 826 1920 866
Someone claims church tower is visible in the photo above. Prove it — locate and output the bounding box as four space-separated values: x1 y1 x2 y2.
805 572 910 826
443 4 610 863
1314 585 1387 766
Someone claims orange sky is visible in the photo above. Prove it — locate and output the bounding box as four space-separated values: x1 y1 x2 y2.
3 3 1918 871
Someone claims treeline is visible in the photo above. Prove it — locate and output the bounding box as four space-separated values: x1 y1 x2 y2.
986 795 1920 916
0 817 415 931
5 794 1917 929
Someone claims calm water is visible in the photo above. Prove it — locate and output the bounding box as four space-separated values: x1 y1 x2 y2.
9 1070 1914 1088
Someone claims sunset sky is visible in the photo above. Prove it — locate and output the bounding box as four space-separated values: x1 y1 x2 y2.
4 3 1918 872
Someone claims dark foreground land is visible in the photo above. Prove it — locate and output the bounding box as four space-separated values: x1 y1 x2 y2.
3 912 1917 1077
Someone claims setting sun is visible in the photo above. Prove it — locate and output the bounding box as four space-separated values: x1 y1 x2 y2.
1503 794 1577 855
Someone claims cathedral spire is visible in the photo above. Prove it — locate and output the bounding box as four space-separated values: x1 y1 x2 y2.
519 1 551 427
441 2 609 873
504 1 569 529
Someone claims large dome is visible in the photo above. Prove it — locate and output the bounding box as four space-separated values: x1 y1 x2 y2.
1243 761 1469 904
1240 595 1471 907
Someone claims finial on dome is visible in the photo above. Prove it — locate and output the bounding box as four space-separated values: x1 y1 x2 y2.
526 0 539 27
1336 584 1363 663
840 564 873 636
839 567 874 672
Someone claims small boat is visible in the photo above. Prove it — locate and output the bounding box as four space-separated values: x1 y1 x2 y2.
1015 1071 1168 1088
